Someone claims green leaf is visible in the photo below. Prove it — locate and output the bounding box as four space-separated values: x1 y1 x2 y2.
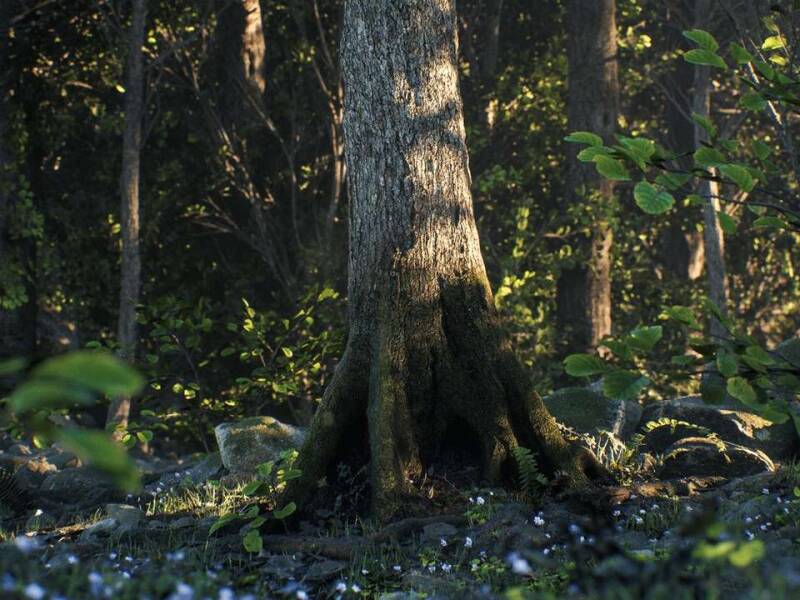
273 502 297 520
691 113 718 140
601 339 633 361
727 376 757 405
576 146 611 162
58 429 140 491
752 140 773 160
242 480 266 497
209 513 237 534
762 35 785 51
739 92 767 112
564 354 610 377
716 350 738 377
744 345 775 366
256 462 274 478
8 380 96 413
602 370 650 401
0 357 27 377
719 164 755 192
654 172 691 190
684 48 727 69
628 325 663 352
694 146 726 168
728 540 765 567
717 211 738 235
136 430 153 443
593 155 630 181
753 216 786 229
243 529 263 553
662 305 701 329
564 131 603 146
729 43 753 64
32 352 144 398
633 182 675 215
683 29 719 52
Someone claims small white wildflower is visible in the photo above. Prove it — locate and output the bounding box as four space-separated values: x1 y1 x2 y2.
545 533 551 539
361 568 369 575
745 530 754 540
441 563 452 573
296 592 309 600
23 583 45 600
427 564 437 573
464 536 473 548
543 548 550 556
218 588 235 600
762 488 770 495
393 565 402 573
439 537 448 548
634 516 644 525
639 509 647 515
685 506 694 512
533 516 545 527
351 584 361 593
476 496 485 506
760 524 768 531
745 516 753 524
14 535 41 554
121 572 131 579
67 554 79 565
651 504 659 511
508 553 533 576
568 524 580 535
335 582 347 593
34 509 43 517
109 552 117 560
612 510 621 518
629 494 637 500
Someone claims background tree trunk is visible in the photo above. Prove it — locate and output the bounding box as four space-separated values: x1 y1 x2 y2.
285 0 597 519
215 0 266 131
108 0 147 433
693 0 728 339
557 0 619 354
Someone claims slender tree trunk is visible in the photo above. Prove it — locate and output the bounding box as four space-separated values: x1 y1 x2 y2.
284 0 600 519
108 0 147 433
481 0 503 80
556 0 619 353
693 0 728 339
216 0 266 130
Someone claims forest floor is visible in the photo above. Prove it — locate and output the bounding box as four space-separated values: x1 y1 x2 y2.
2 436 800 600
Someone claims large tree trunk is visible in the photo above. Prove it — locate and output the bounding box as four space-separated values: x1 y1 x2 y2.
556 0 619 354
285 0 599 519
692 0 728 339
108 0 147 432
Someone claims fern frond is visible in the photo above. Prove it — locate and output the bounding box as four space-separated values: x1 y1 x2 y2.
512 446 546 496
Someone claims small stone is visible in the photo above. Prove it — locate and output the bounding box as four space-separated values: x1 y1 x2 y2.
105 504 144 529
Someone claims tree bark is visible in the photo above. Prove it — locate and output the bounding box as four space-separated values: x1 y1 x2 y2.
556 0 619 354
692 0 728 339
215 0 266 131
108 0 147 432
284 0 600 519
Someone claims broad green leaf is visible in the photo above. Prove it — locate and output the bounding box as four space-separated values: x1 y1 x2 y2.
593 155 630 181
602 370 649 401
685 194 705 207
717 211 738 235
694 146 726 168
8 380 96 413
729 43 753 64
684 48 727 69
256 462 274 478
243 529 263 553
744 345 774 366
273 502 297 520
719 164 754 192
32 352 144 398
762 35 785 51
0 357 27 377
628 326 663 352
691 113 718 139
739 92 767 112
633 182 674 214
655 172 691 190
601 339 632 361
716 350 738 377
662 305 701 329
577 146 611 162
727 376 757 405
683 29 719 52
694 540 736 560
243 480 266 497
752 140 773 160
58 429 140 491
136 430 153 443
564 131 603 147
728 540 765 567
209 513 237 534
753 216 786 229
564 354 610 377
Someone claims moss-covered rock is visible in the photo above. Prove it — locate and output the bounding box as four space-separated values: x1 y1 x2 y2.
543 387 642 440
214 417 306 473
658 437 774 479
